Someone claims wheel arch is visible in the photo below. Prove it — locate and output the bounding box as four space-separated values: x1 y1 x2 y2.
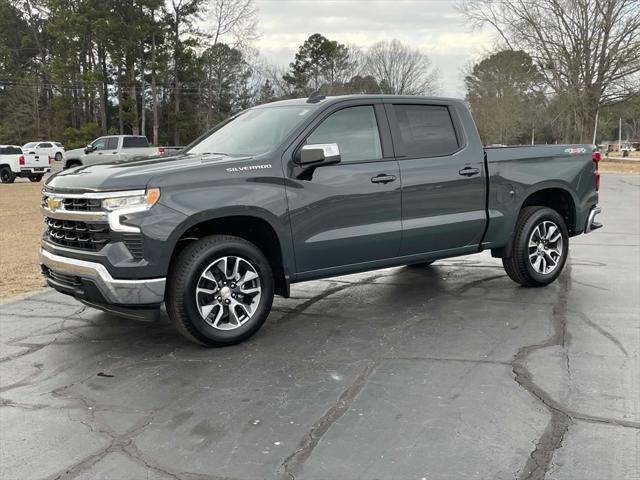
169 214 290 298
520 186 577 235
491 184 578 259
64 158 82 169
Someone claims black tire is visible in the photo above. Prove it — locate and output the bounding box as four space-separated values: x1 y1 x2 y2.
407 260 435 268
64 160 82 169
502 206 569 287
55 152 63 162
0 167 15 184
166 235 275 346
29 174 44 182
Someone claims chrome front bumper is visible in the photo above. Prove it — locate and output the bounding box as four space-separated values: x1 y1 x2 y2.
585 206 603 234
40 249 165 305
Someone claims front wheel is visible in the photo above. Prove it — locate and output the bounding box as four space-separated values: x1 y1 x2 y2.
0 167 15 183
166 235 274 346
502 206 569 287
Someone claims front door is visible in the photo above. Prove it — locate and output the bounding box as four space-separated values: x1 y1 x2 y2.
84 136 119 164
385 101 487 255
286 103 402 275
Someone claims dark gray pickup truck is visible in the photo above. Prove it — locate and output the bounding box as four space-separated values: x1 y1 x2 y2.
40 94 602 346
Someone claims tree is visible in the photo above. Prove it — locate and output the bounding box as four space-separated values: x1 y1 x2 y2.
258 79 275 104
284 33 352 94
364 39 439 95
465 50 545 145
459 0 640 143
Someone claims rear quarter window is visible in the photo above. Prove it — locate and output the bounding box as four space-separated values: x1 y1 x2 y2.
122 137 149 148
393 104 459 158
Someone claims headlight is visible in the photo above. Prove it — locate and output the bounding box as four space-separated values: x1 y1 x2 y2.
101 188 160 211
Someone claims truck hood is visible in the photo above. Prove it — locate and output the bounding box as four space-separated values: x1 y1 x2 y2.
45 153 252 192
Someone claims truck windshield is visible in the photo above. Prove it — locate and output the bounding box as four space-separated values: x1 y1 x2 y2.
186 106 315 156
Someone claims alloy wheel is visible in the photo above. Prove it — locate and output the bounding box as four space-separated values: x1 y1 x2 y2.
195 256 262 330
528 220 564 275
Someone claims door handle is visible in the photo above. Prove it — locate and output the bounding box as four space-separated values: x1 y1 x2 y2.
458 167 480 177
371 174 397 184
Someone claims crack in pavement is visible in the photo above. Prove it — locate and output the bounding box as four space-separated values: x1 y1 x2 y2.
513 265 574 480
279 361 377 480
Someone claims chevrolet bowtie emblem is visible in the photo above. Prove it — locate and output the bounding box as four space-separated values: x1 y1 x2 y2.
47 197 61 211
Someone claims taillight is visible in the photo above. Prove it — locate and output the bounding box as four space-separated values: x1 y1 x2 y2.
592 150 601 191
19 155 25 165
158 147 165 156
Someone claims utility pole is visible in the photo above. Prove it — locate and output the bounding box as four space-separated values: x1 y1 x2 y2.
531 127 535 145
592 110 599 145
619 117 622 152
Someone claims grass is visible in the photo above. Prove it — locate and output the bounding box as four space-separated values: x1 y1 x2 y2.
0 163 637 301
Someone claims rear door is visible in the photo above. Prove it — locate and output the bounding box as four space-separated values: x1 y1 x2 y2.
285 101 402 275
385 101 486 255
121 136 151 160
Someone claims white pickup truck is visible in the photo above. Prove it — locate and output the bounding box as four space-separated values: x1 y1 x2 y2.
0 145 52 183
63 135 166 169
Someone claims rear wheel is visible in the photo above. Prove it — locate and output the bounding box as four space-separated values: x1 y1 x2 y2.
166 235 274 346
29 174 44 182
0 167 15 183
502 206 569 287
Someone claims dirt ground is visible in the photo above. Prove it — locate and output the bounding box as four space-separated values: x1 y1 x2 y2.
0 163 638 301
0 179 48 300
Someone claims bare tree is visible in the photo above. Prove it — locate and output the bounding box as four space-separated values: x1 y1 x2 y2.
364 39 440 95
459 0 640 143
210 0 258 48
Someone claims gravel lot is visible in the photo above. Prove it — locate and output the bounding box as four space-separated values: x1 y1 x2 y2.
0 174 638 480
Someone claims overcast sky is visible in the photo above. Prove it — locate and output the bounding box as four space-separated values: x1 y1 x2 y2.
251 0 495 97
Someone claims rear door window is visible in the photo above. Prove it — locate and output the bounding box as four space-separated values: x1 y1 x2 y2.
306 106 382 162
392 105 459 158
122 137 149 148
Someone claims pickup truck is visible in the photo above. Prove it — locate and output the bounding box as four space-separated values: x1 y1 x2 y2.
0 145 51 183
63 135 167 169
40 95 602 346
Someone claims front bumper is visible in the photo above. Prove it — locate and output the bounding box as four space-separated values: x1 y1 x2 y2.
40 249 165 306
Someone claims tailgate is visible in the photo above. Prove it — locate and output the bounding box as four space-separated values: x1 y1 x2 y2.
23 148 50 168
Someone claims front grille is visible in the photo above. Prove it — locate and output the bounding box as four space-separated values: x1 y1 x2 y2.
61 197 102 211
45 218 111 251
41 195 102 212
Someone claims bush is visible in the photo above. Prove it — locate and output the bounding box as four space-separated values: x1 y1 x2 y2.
63 123 101 149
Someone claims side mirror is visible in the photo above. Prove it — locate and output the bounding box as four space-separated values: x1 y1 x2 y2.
299 143 341 166
84 144 94 154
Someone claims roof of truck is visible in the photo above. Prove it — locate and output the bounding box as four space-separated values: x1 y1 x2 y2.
256 94 464 108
